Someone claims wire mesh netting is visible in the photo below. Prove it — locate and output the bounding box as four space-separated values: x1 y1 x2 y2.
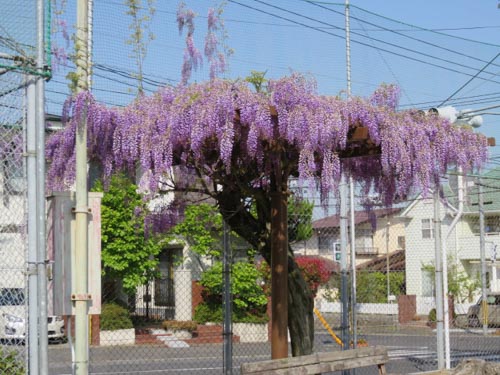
0 69 29 373
0 1 38 76
40 171 500 374
0 0 490 373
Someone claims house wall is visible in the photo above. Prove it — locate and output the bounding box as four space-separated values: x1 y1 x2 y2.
299 215 405 266
404 198 459 297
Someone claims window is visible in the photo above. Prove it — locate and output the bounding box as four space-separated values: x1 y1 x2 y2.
397 236 405 250
355 228 373 249
469 216 500 234
421 219 433 239
318 234 336 255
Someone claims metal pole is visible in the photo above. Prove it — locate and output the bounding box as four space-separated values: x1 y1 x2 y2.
223 220 233 375
87 0 93 90
75 0 90 373
433 188 445 370
36 0 48 373
27 74 39 375
349 178 357 351
478 179 488 335
386 221 390 301
442 169 464 369
340 177 350 352
345 0 357 355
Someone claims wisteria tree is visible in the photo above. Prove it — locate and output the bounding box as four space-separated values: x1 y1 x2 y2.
46 73 488 356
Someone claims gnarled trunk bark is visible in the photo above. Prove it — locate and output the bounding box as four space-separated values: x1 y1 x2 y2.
288 253 315 356
216 186 315 357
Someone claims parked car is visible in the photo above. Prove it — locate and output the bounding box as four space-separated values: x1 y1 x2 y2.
0 288 65 341
467 292 500 327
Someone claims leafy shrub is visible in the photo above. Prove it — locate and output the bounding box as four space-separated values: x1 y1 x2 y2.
194 262 268 324
0 347 25 375
258 256 337 297
327 270 405 303
162 320 198 332
100 302 134 331
428 308 437 323
194 303 223 324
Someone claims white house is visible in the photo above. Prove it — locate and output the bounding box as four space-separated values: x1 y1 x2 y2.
296 207 406 266
400 170 500 308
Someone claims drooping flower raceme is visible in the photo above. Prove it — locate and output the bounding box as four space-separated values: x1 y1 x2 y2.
46 74 489 208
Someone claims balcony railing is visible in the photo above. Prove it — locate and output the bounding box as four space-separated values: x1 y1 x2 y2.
355 246 379 255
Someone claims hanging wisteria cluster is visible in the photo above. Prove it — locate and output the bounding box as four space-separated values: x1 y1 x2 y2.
46 74 489 206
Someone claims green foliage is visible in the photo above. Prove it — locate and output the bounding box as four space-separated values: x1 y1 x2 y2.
93 174 162 293
422 258 481 303
194 303 223 323
327 271 405 303
100 302 134 331
125 0 156 94
245 70 268 93
169 204 223 258
356 271 405 303
194 262 268 324
428 308 436 323
288 196 314 244
0 347 25 375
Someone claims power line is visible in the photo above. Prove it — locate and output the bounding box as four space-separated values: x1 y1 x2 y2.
438 52 500 107
228 0 500 85
303 0 500 71
345 3 500 48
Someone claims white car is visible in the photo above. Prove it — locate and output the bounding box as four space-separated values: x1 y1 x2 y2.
0 288 65 341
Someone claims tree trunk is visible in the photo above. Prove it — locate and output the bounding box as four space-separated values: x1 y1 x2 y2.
217 187 315 356
288 252 315 356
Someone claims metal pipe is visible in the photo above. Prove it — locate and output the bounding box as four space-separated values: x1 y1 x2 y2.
36 0 48 372
27 74 39 375
349 177 357 352
345 1 357 357
442 170 464 369
75 0 90 373
340 177 350 353
223 220 233 374
478 179 488 336
434 188 445 370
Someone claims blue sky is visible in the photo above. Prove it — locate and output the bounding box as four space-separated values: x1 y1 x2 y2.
44 0 500 158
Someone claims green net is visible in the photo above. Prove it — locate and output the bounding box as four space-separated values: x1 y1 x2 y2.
0 0 51 77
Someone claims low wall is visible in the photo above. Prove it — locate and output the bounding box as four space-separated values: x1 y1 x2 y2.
319 301 398 315
319 297 473 317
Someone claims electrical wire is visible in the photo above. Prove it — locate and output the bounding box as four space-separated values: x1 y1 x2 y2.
228 0 500 85
253 0 500 78
337 2 500 48
303 0 500 70
438 52 500 107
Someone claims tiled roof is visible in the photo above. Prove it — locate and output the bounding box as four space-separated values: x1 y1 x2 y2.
356 250 405 272
312 207 402 229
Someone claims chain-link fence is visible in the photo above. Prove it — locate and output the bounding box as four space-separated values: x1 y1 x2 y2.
0 2 33 370
1 1 53 374
42 171 500 375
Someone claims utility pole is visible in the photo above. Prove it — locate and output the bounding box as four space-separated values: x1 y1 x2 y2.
433 188 445 370
478 179 488 336
222 220 233 374
36 0 48 373
74 0 90 373
345 1 356 362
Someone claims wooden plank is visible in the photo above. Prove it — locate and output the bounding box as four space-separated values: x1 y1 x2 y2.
241 347 389 374
241 353 319 374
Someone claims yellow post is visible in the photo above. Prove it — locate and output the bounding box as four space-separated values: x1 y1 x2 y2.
314 308 343 346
